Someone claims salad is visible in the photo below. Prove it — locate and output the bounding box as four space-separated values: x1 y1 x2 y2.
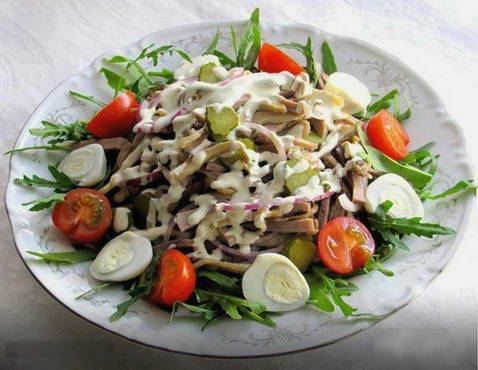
8 9 476 329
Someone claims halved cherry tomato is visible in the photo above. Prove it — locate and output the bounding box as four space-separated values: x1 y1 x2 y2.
366 109 409 160
52 189 112 243
316 217 375 274
86 91 139 138
148 250 196 307
258 43 304 75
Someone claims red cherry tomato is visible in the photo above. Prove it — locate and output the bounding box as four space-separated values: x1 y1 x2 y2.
316 217 375 274
366 109 409 160
258 43 304 75
86 91 139 138
148 250 196 307
52 189 112 243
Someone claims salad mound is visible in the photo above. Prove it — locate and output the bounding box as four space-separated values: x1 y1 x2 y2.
9 8 476 328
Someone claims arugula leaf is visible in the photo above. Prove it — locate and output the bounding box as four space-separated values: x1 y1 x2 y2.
213 50 235 68
109 247 163 322
99 68 127 96
27 249 96 264
176 50 192 63
5 144 70 154
15 120 91 150
145 45 174 66
308 267 357 316
236 8 261 70
368 201 455 238
196 270 240 292
355 89 412 122
363 258 394 277
230 26 238 56
193 289 276 327
147 69 175 84
76 282 113 300
170 301 218 323
15 165 76 191
69 90 106 108
357 126 432 188
278 37 318 85
321 41 337 75
21 193 65 211
203 30 221 55
402 145 438 177
422 179 477 200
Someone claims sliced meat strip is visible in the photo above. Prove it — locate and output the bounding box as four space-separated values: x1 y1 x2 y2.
266 218 318 234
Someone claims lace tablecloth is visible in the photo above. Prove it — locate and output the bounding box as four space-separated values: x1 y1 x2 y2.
0 0 476 368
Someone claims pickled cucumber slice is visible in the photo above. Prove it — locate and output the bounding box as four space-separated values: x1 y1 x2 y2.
132 193 153 228
206 105 239 141
222 138 257 166
304 131 324 144
285 167 318 193
198 62 220 83
282 236 316 272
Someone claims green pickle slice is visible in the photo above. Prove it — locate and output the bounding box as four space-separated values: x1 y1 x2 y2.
206 105 239 141
282 236 316 272
285 159 318 193
222 138 257 166
198 62 220 83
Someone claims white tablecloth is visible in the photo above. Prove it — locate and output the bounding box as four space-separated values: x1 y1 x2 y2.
0 1 476 368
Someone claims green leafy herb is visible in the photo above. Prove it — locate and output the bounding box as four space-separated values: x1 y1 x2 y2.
235 8 261 70
103 44 175 96
422 179 476 200
321 41 337 75
170 301 218 325
5 119 91 154
196 270 240 292
176 49 192 63
357 126 432 188
5 144 70 154
27 249 96 264
76 282 113 300
21 193 66 211
99 68 128 96
362 257 394 277
203 30 221 55
230 26 238 56
147 69 175 84
279 37 318 85
307 267 357 316
69 90 106 107
355 89 412 122
15 165 76 191
109 248 163 322
213 50 235 68
368 201 455 238
193 289 276 327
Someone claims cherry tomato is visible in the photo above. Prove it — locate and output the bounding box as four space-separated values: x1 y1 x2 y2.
86 91 139 138
148 250 196 307
52 189 112 244
316 217 375 274
258 43 304 75
366 109 409 160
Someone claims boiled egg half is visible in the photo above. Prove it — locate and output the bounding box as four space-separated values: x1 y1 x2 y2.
90 231 153 282
365 173 424 218
242 253 310 312
324 72 371 114
58 143 107 187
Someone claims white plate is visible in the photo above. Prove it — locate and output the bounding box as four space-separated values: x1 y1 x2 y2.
5 20 475 358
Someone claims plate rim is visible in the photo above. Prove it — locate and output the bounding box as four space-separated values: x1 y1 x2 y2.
4 19 476 358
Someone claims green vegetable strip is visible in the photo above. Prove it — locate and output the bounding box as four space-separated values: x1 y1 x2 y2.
321 41 337 75
27 250 96 264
